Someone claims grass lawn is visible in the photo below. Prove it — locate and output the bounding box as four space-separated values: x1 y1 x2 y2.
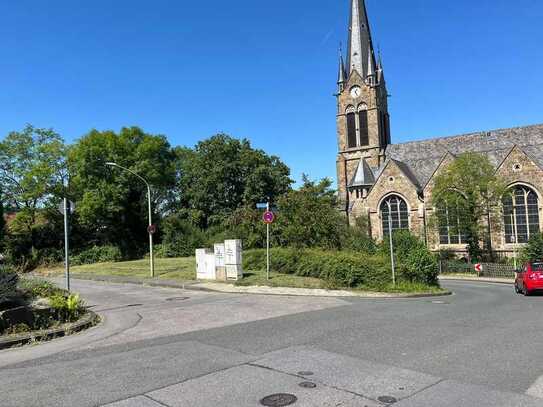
36 258 447 294
235 269 326 289
36 257 196 281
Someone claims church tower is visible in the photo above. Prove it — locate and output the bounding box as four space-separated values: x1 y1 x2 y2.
336 0 390 214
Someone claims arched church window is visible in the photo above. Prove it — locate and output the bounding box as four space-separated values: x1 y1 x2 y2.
503 185 540 244
358 104 369 146
381 195 409 236
345 105 357 148
437 202 467 245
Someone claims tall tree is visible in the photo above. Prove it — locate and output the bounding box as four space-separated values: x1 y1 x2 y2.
0 125 67 247
431 152 506 260
68 127 176 255
274 176 346 249
176 134 292 228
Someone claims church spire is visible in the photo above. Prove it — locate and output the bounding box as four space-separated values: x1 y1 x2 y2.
337 46 346 92
346 0 376 79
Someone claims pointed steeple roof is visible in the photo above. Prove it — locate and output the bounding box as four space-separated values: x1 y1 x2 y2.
337 51 346 85
349 158 375 187
346 0 376 79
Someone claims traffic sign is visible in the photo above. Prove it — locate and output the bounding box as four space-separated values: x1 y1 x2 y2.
263 211 275 224
474 263 483 273
147 224 157 235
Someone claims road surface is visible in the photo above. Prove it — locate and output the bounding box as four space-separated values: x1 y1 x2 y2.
1 279 543 406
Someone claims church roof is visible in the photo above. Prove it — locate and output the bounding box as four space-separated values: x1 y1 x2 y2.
346 0 376 79
385 123 543 188
349 158 375 187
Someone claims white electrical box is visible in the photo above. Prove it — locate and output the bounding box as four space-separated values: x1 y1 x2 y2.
224 239 242 265
195 249 216 280
226 264 243 281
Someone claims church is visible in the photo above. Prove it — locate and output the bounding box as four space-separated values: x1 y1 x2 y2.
336 0 543 255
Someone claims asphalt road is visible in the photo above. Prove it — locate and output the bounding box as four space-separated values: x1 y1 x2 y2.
1 279 543 406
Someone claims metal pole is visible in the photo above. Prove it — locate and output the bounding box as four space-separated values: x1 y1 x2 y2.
147 184 155 278
387 201 396 287
266 201 270 281
64 197 70 292
512 207 518 270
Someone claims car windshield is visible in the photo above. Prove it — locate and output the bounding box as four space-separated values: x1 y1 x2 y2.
531 262 543 271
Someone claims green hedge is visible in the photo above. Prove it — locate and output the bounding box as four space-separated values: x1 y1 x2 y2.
71 245 123 266
243 244 439 290
243 248 392 289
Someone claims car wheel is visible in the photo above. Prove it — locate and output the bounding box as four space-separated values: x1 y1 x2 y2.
523 287 531 296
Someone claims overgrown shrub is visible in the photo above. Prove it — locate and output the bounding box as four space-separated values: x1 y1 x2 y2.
159 215 207 258
243 248 391 289
521 233 543 263
379 231 439 286
0 268 18 304
49 293 85 322
404 245 439 285
18 278 67 299
71 245 123 266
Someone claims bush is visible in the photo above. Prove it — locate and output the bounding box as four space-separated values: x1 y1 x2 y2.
0 268 19 304
49 293 85 322
521 233 543 263
71 245 123 266
379 231 439 286
159 215 207 258
243 248 391 289
404 246 439 285
18 278 66 299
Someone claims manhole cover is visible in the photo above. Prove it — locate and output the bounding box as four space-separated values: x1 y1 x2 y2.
299 381 316 389
260 393 298 406
165 297 189 302
377 395 398 404
297 371 314 376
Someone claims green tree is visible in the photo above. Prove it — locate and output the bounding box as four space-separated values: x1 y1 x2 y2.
176 134 292 228
0 125 67 256
0 193 5 250
431 152 505 260
68 127 176 256
0 125 67 219
274 176 346 249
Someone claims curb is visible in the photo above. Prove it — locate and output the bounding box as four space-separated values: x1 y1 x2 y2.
0 311 100 350
439 276 514 286
62 274 451 299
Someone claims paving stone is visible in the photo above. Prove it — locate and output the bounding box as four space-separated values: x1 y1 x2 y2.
148 364 380 407
394 380 543 407
101 395 165 407
255 346 441 402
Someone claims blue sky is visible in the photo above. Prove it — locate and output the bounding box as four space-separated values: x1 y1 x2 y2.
1 0 542 185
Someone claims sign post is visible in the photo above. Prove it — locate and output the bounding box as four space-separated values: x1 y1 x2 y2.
64 198 70 292
262 203 275 281
59 199 75 292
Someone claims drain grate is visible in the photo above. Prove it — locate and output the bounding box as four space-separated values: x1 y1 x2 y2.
298 381 316 389
260 393 298 407
165 297 189 302
126 303 143 307
297 371 314 376
377 395 398 404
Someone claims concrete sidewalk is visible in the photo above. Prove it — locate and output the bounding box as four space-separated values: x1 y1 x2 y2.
439 275 514 285
56 273 450 298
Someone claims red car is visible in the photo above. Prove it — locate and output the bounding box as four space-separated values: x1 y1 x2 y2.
515 262 543 296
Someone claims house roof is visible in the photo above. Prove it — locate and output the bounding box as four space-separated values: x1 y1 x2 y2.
385 123 543 187
349 158 375 187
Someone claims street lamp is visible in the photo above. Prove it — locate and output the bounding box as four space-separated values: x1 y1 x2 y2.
386 200 396 287
105 162 155 278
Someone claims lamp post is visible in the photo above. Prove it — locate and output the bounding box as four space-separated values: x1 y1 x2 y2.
386 200 396 287
106 162 155 278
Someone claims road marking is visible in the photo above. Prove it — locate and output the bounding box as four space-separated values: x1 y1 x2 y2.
526 375 543 398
